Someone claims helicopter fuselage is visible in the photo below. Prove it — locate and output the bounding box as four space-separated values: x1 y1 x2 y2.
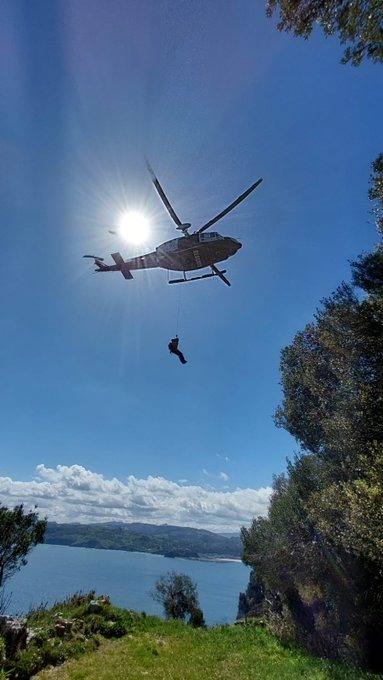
124 232 242 273
156 232 241 271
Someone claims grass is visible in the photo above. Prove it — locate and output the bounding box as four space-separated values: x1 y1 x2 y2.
2 593 142 679
36 616 381 680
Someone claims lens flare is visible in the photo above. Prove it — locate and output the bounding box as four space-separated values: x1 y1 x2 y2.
118 211 150 244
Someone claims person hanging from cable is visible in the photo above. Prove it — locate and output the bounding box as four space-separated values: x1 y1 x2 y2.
168 336 187 365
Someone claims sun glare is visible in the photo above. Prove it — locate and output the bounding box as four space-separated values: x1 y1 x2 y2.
118 210 150 244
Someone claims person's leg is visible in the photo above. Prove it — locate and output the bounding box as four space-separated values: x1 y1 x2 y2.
178 351 187 364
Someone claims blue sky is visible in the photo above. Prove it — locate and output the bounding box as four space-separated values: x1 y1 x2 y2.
0 0 382 529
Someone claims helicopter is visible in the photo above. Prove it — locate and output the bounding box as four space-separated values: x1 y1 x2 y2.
84 164 263 287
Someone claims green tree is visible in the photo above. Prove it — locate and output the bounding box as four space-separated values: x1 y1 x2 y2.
369 153 383 235
275 276 383 472
152 572 204 626
0 504 46 588
242 243 383 669
266 0 383 65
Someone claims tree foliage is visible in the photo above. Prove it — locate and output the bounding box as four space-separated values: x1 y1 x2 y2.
242 245 383 669
275 272 383 471
0 504 46 588
266 0 383 65
152 571 205 626
368 153 383 235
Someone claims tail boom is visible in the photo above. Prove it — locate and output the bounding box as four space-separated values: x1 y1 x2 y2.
83 250 159 281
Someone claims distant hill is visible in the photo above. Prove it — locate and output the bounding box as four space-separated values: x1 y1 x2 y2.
44 522 242 559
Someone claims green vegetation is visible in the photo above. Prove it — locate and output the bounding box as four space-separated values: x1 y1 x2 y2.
266 0 383 65
0 504 46 589
1 593 142 679
44 522 241 558
35 615 380 680
241 172 383 668
3 594 377 680
241 9 383 667
369 153 383 235
152 572 205 627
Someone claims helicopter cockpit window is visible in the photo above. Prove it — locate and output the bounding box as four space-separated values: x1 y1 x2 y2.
200 232 220 241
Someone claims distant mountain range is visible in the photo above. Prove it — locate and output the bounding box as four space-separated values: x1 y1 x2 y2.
44 522 243 559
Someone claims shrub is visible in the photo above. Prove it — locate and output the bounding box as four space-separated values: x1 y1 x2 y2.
62 591 96 608
189 606 205 628
13 647 44 680
98 619 126 638
152 572 204 624
0 637 5 666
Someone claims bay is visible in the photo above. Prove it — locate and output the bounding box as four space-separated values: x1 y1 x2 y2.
7 544 249 626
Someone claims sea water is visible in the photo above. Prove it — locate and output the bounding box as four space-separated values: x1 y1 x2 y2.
7 544 249 626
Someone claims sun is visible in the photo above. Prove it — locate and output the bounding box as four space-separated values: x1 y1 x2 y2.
118 210 150 244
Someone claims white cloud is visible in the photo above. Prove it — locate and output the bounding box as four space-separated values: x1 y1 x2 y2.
219 472 229 482
202 468 209 476
0 465 272 532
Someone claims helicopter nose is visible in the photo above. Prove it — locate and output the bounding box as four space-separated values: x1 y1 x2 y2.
232 238 242 249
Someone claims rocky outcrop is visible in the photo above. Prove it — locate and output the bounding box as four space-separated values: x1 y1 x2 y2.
87 596 110 613
237 570 268 620
0 616 28 657
237 571 361 664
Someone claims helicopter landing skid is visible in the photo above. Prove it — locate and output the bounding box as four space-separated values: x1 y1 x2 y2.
168 269 228 285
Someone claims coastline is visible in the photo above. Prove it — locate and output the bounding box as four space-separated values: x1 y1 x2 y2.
195 556 242 563
43 541 242 563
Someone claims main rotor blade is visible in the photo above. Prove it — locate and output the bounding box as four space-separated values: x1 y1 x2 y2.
147 161 183 228
211 264 231 286
196 177 263 234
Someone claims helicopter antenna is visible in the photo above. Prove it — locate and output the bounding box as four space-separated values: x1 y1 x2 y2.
146 161 191 235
